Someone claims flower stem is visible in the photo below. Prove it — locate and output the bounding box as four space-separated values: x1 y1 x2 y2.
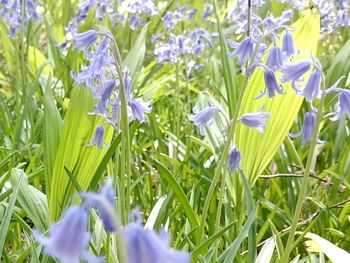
110 38 132 225
280 74 326 262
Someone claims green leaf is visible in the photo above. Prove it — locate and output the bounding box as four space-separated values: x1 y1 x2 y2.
305 233 350 262
222 206 257 263
43 83 63 196
151 158 199 229
10 169 48 231
326 38 350 88
123 23 149 78
0 175 22 255
255 236 275 263
48 87 113 220
236 10 321 184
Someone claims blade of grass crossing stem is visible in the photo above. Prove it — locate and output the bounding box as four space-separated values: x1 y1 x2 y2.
151 158 199 229
49 87 113 220
240 172 257 262
213 0 237 118
236 10 320 185
0 176 22 255
222 206 257 263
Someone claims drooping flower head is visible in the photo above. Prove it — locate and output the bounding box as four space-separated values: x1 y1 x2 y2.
130 98 152 123
87 126 107 150
265 45 283 70
33 206 102 263
72 30 99 54
240 106 272 133
228 147 242 172
188 106 218 135
290 111 325 145
81 179 118 232
280 60 311 83
124 222 191 263
259 69 284 98
282 30 295 57
300 69 322 102
229 37 254 65
330 89 350 121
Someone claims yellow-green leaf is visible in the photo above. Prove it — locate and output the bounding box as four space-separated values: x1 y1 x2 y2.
236 9 320 184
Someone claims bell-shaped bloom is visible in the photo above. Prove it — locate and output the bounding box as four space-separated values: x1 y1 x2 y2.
73 30 99 54
94 80 116 115
228 147 242 172
188 106 217 135
282 30 295 57
290 112 324 145
261 69 284 98
81 179 118 232
87 126 106 150
240 106 272 133
280 60 311 83
300 69 322 102
33 206 102 263
330 89 350 121
265 45 283 70
124 222 191 263
229 37 254 65
130 98 152 123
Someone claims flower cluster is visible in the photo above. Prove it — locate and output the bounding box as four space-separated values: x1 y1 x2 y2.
0 0 40 38
67 0 158 33
34 180 190 263
71 29 152 149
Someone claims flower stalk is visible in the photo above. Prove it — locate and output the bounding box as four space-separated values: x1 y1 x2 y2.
280 73 327 262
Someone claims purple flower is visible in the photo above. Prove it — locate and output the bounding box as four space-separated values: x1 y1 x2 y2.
300 69 322 102
229 37 254 65
202 4 213 19
33 207 102 263
188 106 217 135
124 222 191 263
265 45 283 70
94 80 116 115
87 126 106 150
260 69 284 98
282 30 295 57
280 60 311 83
240 106 272 133
73 30 99 54
130 98 152 123
82 179 118 232
228 147 242 172
330 89 350 121
290 112 324 145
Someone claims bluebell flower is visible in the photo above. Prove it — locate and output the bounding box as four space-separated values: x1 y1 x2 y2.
240 106 272 133
280 60 311 83
229 37 254 65
265 45 283 70
124 222 191 263
290 112 324 145
82 179 118 232
188 106 217 135
33 206 102 263
93 80 116 115
259 69 284 98
202 4 213 19
87 126 107 150
330 89 350 121
282 30 295 57
228 147 242 172
130 98 152 123
300 69 322 102
73 30 99 54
